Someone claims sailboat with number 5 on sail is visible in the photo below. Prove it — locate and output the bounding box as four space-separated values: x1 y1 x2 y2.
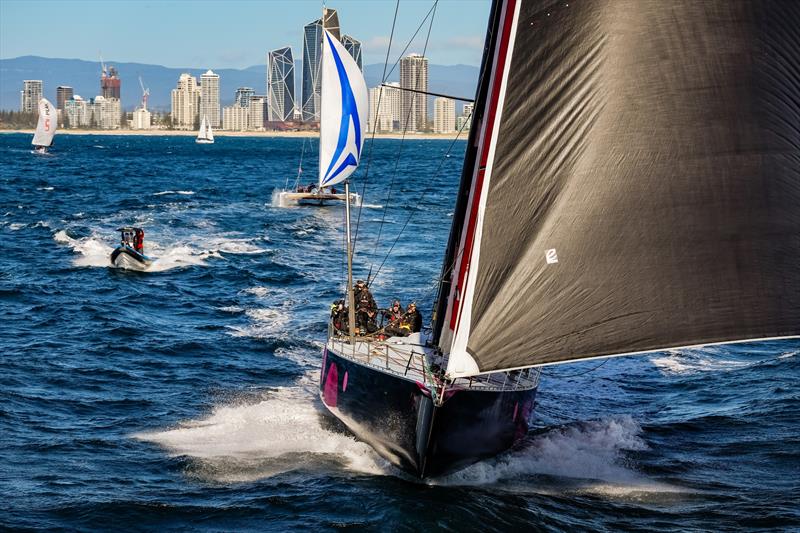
319 0 800 478
31 98 57 155
278 10 362 207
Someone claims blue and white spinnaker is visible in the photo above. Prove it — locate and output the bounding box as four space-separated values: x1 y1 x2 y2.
318 29 368 188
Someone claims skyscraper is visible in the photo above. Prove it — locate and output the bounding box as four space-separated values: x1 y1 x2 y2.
101 66 121 100
171 73 200 129
301 8 340 122
462 102 474 130
56 86 74 112
20 80 42 113
267 46 295 121
200 70 220 128
400 54 429 132
341 35 362 71
235 87 255 108
250 95 266 130
369 83 401 133
433 97 456 134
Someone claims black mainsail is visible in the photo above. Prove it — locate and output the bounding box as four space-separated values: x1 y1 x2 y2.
439 0 800 377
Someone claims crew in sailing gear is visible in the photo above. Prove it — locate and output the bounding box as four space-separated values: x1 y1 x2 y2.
401 302 422 334
330 299 348 334
354 280 377 335
382 300 404 325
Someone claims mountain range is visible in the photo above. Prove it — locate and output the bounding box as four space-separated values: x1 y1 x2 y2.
0 56 479 113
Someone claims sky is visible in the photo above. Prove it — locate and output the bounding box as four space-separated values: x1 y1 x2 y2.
0 0 491 69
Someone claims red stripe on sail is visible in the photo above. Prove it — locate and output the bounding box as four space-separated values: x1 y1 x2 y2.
450 0 517 333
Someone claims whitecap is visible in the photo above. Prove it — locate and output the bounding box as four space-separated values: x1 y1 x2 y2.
650 349 750 375
54 230 114 267
217 306 244 313
133 373 385 483
154 190 195 196
436 416 685 498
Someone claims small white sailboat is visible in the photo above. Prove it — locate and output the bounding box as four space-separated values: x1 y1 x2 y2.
31 98 57 155
196 116 214 144
278 17 364 207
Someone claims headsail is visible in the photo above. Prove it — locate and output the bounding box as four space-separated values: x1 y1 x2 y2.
198 116 206 139
32 98 57 147
205 117 214 142
442 0 800 377
318 28 368 188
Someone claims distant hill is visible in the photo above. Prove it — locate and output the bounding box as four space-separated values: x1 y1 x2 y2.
0 56 479 113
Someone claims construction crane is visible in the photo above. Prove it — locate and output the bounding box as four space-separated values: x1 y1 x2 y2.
99 51 107 78
139 76 150 110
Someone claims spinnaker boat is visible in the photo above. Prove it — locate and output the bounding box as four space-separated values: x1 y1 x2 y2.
31 98 57 155
278 9 361 207
319 0 800 478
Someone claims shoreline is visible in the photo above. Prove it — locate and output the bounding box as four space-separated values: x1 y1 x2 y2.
0 129 465 141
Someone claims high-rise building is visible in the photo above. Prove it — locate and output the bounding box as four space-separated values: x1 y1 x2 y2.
200 70 221 128
101 66 121 100
171 73 200 129
301 8 340 122
56 86 74 111
250 95 266 130
368 82 401 132
235 87 255 108
132 108 151 130
462 102 474 130
222 104 249 131
268 46 295 122
64 96 89 127
88 95 121 129
400 54 429 132
434 97 456 134
341 35 362 71
20 80 43 113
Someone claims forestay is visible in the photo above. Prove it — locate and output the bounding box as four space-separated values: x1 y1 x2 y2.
32 98 57 147
318 28 368 188
444 0 800 377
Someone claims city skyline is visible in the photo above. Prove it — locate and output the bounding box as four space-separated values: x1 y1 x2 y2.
0 1 491 69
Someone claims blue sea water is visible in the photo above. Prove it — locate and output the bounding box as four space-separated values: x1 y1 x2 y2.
1 133 798 531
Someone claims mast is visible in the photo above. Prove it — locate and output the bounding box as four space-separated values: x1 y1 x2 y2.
431 0 505 347
320 4 356 340
345 181 356 341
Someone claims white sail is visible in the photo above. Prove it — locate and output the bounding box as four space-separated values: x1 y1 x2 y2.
318 28 368 188
205 118 214 142
197 116 207 140
32 98 57 147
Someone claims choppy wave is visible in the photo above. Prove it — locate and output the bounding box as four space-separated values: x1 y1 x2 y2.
134 377 384 483
437 416 684 498
53 229 214 271
153 190 195 196
650 349 751 375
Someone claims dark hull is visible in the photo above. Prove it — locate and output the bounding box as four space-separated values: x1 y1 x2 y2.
110 246 153 268
319 346 537 478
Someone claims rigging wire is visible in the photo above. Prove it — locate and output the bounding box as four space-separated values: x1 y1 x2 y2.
348 0 400 267
287 137 307 191
369 110 470 288
540 358 611 379
352 0 438 262
369 3 439 260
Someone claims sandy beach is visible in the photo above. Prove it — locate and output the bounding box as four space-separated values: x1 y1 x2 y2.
0 128 464 141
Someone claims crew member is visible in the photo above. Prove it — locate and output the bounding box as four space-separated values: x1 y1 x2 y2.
134 228 145 253
330 299 348 334
354 280 377 335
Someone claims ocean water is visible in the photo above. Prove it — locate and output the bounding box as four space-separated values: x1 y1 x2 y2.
1 133 798 531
